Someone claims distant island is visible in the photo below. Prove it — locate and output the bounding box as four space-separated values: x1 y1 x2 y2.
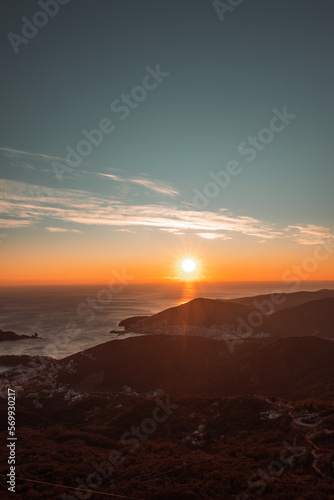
0 329 40 342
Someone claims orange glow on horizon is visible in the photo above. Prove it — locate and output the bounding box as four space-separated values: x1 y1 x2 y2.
0 236 333 286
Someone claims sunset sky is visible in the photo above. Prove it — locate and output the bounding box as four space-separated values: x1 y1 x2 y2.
0 0 333 285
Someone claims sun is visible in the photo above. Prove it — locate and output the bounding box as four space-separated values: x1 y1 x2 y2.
181 258 196 273
173 248 203 282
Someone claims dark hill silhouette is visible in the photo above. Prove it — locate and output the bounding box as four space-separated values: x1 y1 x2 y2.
120 290 334 340
60 334 237 395
119 297 272 332
121 297 249 326
267 297 334 338
60 334 334 400
0 329 39 341
232 288 334 312
233 335 334 399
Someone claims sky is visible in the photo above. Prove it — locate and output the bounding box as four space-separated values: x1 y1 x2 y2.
0 0 333 285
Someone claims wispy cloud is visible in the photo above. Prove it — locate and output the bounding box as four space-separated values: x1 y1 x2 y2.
160 227 185 235
0 146 64 164
1 180 330 246
0 179 282 241
114 228 136 233
46 227 82 233
0 218 33 228
285 224 333 245
0 147 179 199
97 172 179 197
196 233 232 240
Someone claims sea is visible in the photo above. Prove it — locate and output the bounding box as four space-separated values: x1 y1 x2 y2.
0 281 333 364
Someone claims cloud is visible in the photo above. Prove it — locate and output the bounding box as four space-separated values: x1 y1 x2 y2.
285 224 333 245
114 228 136 233
0 218 33 228
196 233 232 240
160 228 185 235
0 147 64 165
0 180 283 243
46 227 82 233
97 173 179 197
4 179 330 247
0 147 178 197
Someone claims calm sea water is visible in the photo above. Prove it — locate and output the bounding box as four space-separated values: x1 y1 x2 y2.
0 281 333 360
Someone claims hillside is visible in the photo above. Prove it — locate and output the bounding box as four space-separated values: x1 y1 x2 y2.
1 334 334 499
119 290 334 341
232 288 334 312
119 297 272 334
267 297 334 338
57 334 334 400
1 290 333 499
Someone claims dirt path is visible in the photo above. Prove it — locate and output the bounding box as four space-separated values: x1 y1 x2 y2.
293 413 334 478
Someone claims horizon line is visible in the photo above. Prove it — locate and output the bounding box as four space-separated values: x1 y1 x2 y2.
1 279 334 288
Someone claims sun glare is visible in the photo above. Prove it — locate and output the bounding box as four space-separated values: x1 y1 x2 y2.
181 258 196 273
173 248 203 282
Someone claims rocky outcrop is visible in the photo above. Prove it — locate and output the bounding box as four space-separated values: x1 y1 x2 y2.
0 330 40 342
